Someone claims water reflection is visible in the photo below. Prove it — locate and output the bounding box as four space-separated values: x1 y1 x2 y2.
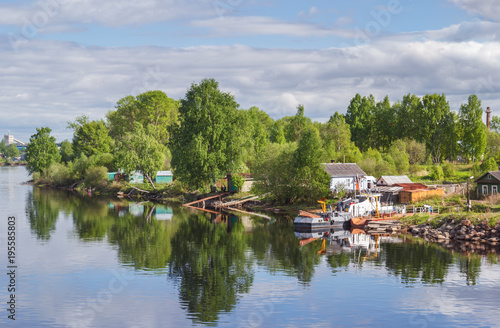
294 227 500 286
168 214 253 325
23 187 500 326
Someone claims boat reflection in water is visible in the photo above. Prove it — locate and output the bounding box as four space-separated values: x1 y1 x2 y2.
294 227 402 258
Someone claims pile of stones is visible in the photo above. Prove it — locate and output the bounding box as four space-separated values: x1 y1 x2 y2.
407 219 500 246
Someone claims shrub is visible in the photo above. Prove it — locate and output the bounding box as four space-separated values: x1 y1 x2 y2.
480 158 497 173
442 162 455 178
169 180 187 195
45 163 71 186
430 165 444 181
231 174 245 192
84 166 108 187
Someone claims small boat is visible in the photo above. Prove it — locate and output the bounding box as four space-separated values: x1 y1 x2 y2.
294 194 405 232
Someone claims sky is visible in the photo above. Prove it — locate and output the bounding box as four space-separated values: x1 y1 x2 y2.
0 0 499 142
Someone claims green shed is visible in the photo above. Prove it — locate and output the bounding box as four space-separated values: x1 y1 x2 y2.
107 172 118 181
474 171 500 196
154 171 173 184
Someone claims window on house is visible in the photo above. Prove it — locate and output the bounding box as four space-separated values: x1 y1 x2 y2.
493 186 498 194
483 185 489 195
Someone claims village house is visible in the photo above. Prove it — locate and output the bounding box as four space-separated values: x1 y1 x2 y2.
322 163 367 193
474 171 500 196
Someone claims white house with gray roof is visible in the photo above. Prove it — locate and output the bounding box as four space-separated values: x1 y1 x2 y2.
322 163 367 192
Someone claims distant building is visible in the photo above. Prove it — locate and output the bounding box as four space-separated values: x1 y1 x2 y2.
322 163 367 192
376 175 413 186
4 131 26 147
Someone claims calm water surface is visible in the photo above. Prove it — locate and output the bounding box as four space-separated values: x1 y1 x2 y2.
1 166 500 328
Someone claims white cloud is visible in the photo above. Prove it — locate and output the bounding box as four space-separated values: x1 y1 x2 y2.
191 16 354 38
0 0 215 27
1 37 500 142
448 0 500 22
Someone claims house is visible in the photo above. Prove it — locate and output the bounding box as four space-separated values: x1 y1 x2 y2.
377 175 413 186
322 163 367 192
474 171 500 196
154 171 173 184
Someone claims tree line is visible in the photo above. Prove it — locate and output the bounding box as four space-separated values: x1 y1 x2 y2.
24 78 500 202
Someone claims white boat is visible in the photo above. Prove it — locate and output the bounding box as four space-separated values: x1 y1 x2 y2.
293 194 400 231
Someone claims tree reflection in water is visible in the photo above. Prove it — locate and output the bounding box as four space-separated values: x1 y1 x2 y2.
168 214 254 325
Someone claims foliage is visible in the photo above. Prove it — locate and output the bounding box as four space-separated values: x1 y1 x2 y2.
230 174 245 192
107 90 179 144
430 164 444 181
25 127 61 174
169 78 242 189
83 165 108 187
45 163 71 186
389 139 409 174
485 130 500 163
68 116 113 157
442 162 455 179
5 144 20 159
252 127 331 203
0 140 6 154
284 104 312 142
480 157 497 173
115 123 166 189
402 138 427 165
458 95 486 162
420 94 454 163
345 94 375 152
59 140 74 163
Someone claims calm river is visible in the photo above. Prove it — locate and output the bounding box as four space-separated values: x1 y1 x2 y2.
1 166 500 328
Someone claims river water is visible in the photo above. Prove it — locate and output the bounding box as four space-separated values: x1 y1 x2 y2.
1 166 500 328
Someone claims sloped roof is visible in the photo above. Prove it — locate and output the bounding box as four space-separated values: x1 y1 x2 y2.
474 171 500 183
373 186 403 193
377 175 412 185
322 163 366 177
393 183 428 190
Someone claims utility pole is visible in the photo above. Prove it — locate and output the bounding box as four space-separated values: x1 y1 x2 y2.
467 176 474 212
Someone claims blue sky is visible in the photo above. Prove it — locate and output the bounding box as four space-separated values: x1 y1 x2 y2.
0 0 499 142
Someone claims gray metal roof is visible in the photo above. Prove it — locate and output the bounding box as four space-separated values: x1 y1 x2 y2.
322 163 366 177
373 186 403 193
377 175 412 185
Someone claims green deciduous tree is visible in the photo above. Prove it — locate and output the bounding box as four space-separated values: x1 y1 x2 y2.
68 116 113 157
5 144 19 159
169 78 242 189
25 127 61 174
420 94 455 163
458 95 486 162
107 90 179 144
345 94 375 152
115 123 166 189
59 140 74 163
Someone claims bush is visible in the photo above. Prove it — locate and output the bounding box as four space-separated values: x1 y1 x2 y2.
442 162 455 178
231 174 245 192
45 163 71 186
480 158 497 173
171 180 186 194
84 166 108 187
430 165 444 181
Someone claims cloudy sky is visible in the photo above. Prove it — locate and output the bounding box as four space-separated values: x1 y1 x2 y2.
1 0 499 142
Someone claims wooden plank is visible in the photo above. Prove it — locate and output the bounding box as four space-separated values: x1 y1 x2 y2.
183 193 230 206
223 206 273 220
221 195 259 207
184 205 222 215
